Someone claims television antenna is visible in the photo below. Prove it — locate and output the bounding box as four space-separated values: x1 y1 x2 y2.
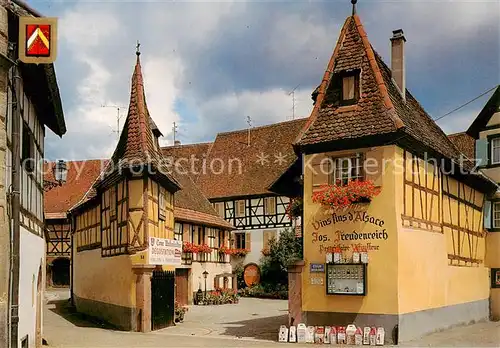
287 84 300 120
102 105 127 141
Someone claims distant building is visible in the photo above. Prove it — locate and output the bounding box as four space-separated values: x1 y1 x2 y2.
162 119 305 273
44 160 105 288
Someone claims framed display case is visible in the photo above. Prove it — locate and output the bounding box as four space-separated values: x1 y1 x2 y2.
326 263 367 296
491 268 500 289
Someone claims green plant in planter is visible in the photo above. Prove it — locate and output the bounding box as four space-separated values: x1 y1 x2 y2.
174 301 188 322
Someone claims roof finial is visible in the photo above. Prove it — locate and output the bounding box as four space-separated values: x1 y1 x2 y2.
136 40 141 56
351 0 358 15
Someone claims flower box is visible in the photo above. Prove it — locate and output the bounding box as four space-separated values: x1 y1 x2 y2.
312 180 380 210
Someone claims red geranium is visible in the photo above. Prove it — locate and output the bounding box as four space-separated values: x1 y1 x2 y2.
312 180 381 210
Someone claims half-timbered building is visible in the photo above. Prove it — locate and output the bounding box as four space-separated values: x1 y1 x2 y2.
43 160 105 287
0 2 66 347
285 6 498 344
70 50 183 332
166 165 235 305
162 120 306 270
455 85 500 320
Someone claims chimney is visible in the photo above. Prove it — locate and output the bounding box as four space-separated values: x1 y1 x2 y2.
174 140 181 146
390 29 406 100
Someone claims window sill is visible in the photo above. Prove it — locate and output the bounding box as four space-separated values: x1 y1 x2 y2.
336 105 358 112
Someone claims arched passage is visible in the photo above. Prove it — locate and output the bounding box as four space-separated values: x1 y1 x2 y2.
51 257 70 286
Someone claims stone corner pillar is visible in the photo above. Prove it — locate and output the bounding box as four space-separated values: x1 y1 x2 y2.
132 265 155 333
288 260 305 327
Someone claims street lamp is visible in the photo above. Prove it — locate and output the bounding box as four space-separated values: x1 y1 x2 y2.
44 160 68 192
202 270 209 300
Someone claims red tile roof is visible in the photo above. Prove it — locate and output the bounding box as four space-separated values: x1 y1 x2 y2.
101 52 179 189
169 163 233 230
161 143 213 181
44 160 107 215
294 14 496 192
448 132 475 159
175 207 233 230
190 119 307 199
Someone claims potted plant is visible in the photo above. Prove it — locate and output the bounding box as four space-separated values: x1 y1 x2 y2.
174 301 188 323
312 180 381 211
285 197 303 219
197 244 212 254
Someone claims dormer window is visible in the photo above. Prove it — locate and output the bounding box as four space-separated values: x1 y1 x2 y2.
340 70 360 105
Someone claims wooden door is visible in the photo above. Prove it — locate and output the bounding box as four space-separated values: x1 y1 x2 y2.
151 270 175 330
175 269 189 306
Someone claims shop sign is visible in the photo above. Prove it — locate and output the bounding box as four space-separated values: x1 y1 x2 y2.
148 237 182 265
310 263 325 273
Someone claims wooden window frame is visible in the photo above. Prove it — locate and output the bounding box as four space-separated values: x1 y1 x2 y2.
159 187 166 221
489 134 500 166
265 197 276 215
339 69 360 106
234 232 246 249
491 200 500 231
174 222 183 241
235 200 245 217
330 153 364 186
214 202 224 217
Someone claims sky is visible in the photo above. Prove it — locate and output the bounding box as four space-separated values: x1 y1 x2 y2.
27 0 499 161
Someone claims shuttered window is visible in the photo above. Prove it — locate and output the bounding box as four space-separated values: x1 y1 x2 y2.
235 200 245 217
331 153 364 186
234 232 246 249
265 197 276 215
493 202 500 228
492 138 500 164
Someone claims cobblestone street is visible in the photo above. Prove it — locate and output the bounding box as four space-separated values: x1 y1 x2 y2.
43 290 499 347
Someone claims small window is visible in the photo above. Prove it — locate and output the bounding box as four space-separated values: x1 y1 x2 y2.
340 71 360 105
214 202 224 217
235 200 245 217
159 187 166 221
22 123 34 173
493 202 500 228
331 153 364 186
208 228 216 248
265 197 276 215
342 76 355 100
491 138 500 164
234 232 246 249
174 223 182 241
109 186 116 219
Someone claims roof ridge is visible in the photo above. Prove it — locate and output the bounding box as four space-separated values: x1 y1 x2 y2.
447 131 468 137
217 117 308 137
161 142 213 150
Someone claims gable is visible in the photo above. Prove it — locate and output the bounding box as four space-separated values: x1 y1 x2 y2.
467 86 500 139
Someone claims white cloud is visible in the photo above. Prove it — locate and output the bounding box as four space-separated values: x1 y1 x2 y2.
184 88 313 142
45 0 498 160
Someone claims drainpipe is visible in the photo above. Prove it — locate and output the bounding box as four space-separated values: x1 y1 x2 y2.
69 213 74 307
10 66 21 348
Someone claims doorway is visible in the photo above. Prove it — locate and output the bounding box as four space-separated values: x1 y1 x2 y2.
51 258 70 287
